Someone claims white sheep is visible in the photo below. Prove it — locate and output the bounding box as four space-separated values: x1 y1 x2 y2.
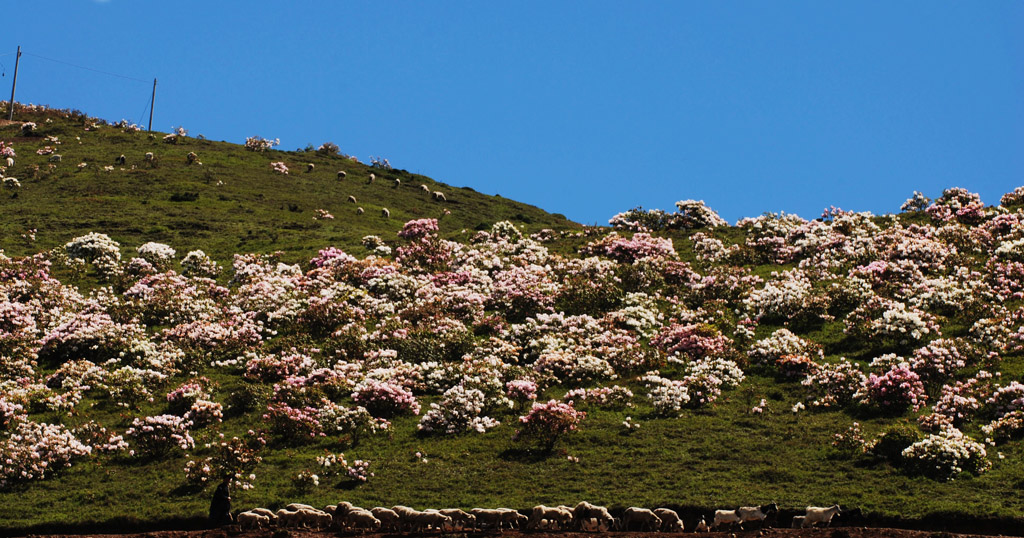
579 517 612 532
237 511 270 530
370 507 401 531
695 517 710 532
470 508 506 530
286 503 316 512
346 508 382 531
791 515 806 528
48 154 61 163
348 195 357 203
144 152 154 162
393 177 401 187
5 157 13 167
306 163 314 172
529 505 573 530
654 508 685 532
296 508 332 529
572 502 615 530
337 170 347 179
275 509 301 528
432 191 446 201
381 207 390 218
622 507 662 532
357 207 365 215
438 508 476 531
713 509 741 530
116 154 126 165
420 184 430 192
367 173 375 184
802 504 841 528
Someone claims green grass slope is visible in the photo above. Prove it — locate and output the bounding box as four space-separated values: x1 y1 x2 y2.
0 106 576 265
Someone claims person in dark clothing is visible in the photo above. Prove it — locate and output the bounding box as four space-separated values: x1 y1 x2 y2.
209 478 233 526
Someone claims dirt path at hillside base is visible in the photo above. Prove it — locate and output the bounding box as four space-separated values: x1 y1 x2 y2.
15 528 1022 538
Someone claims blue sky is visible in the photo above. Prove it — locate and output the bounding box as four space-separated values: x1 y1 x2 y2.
6 1 1021 224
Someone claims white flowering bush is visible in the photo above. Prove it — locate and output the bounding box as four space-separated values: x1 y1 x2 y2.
418 384 500 435
180 250 221 278
244 135 279 152
901 427 990 480
124 414 194 457
136 242 176 269
64 232 122 277
0 422 92 488
643 374 691 416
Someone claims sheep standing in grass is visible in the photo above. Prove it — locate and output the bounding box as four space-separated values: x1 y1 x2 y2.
144 152 154 162
367 173 375 184
371 507 401 531
49 154 61 163
393 177 401 188
357 207 365 215
622 507 661 532
420 184 430 192
432 191 446 201
348 195 357 203
802 504 841 528
116 154 126 165
695 517 710 532
337 170 346 179
237 511 270 530
654 508 684 532
382 207 390 218
306 163 314 172
5 157 13 167
186 152 199 165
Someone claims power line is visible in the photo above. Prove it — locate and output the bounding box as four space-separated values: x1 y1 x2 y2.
22 51 150 84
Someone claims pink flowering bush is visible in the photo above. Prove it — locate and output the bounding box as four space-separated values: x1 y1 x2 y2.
352 379 420 418
0 421 92 488
580 232 677 263
651 323 732 362
505 379 538 404
801 359 867 408
514 399 585 448
857 364 927 413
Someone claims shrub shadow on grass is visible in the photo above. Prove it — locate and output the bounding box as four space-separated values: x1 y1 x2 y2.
498 446 551 463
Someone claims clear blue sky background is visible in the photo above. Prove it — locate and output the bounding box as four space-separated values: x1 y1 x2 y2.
6 1 1021 225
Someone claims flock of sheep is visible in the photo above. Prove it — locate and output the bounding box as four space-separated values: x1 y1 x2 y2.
235 501 843 533
337 169 447 219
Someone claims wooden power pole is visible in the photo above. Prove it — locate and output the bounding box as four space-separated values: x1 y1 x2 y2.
148 78 156 131
7 46 21 121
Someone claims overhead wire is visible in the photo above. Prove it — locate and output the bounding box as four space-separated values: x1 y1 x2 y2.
22 51 150 84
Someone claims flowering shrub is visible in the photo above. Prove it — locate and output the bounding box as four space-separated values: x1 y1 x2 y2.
352 379 420 417
845 297 941 348
986 381 1024 418
514 399 585 447
857 364 927 413
563 385 634 409
651 323 732 362
346 459 373 482
901 191 931 212
244 136 279 152
184 432 264 490
1000 187 1024 208
0 422 92 488
801 359 867 408
137 242 177 267
982 410 1024 443
581 232 677 263
124 414 194 457
505 379 538 404
419 384 500 435
269 161 289 174
293 469 319 491
901 427 990 480
64 232 121 277
643 374 690 416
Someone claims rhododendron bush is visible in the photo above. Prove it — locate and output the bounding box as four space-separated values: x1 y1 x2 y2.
4 186 1024 499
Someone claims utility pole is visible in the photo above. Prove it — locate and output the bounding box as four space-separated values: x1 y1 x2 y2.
148 78 156 131
7 46 21 121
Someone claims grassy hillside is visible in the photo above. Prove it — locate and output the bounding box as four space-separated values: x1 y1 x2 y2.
0 105 576 266
0 104 1023 534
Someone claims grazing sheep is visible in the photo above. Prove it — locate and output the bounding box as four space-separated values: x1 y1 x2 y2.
792 516 806 528
367 173 375 184
348 195 357 203
306 163 314 172
654 508 685 532
381 207 390 218
5 157 13 167
695 517 710 532
713 509 741 530
393 177 401 187
237 511 270 530
802 504 841 528
737 503 778 529
346 508 382 531
247 507 276 523
529 505 573 530
420 184 430 192
144 152 154 162
432 191 446 201
286 503 316 512
572 502 615 530
438 509 476 531
116 154 126 165
357 207 365 214
622 507 661 532
337 170 347 179
470 508 506 530
48 154 61 163
371 507 401 531
408 511 452 532
275 509 301 528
